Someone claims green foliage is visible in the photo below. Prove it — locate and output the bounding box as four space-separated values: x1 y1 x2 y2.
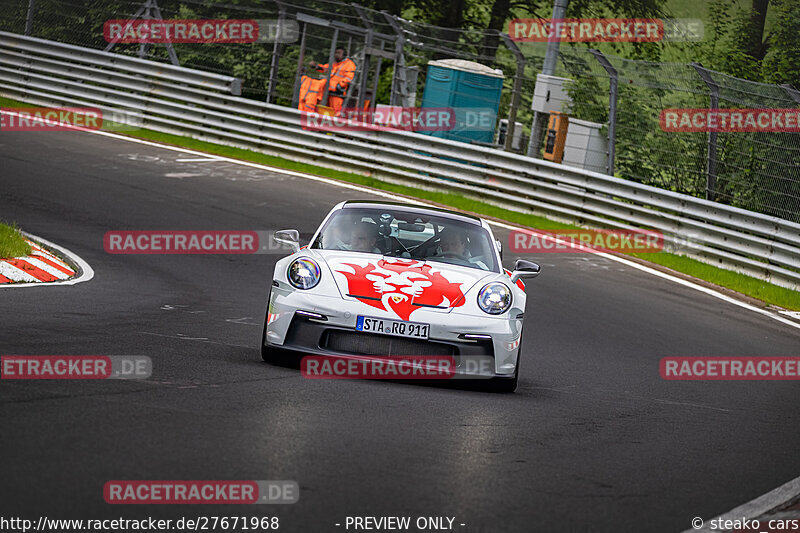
686 0 800 86
761 0 800 87
0 223 31 259
707 1 764 80
8 0 799 219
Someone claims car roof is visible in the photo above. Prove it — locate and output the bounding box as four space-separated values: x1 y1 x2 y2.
341 200 482 226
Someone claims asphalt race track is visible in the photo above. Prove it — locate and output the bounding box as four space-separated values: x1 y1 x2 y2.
1 130 799 532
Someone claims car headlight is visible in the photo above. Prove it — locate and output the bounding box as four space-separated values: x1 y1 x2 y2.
287 258 321 290
477 282 512 315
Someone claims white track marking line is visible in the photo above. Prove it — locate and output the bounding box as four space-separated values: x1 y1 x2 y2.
0 261 39 282
41 126 800 331
683 475 800 532
3 110 798 515
164 172 204 178
490 221 800 331
0 233 94 289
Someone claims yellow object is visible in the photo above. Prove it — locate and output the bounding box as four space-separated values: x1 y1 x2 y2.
543 112 568 163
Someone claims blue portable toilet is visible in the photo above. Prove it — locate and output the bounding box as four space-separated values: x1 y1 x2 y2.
420 59 504 144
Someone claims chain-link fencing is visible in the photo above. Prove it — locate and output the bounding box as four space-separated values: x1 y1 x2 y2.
2 0 798 222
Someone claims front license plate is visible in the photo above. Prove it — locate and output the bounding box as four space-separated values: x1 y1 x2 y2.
356 316 430 339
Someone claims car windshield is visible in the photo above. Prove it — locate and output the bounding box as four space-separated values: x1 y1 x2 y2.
310 207 499 272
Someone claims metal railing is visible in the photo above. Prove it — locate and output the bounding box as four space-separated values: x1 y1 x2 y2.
1 32 798 290
5 0 800 223
0 32 241 95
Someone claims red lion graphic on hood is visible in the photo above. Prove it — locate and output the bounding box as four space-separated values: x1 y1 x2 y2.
335 259 465 321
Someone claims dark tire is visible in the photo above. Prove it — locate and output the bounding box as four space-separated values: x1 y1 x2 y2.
489 337 521 393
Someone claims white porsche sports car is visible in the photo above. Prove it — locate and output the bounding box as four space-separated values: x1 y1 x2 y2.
261 200 540 392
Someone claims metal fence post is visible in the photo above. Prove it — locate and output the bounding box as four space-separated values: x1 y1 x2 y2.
499 32 525 152
526 0 568 157
102 0 178 65
104 3 146 53
693 62 719 201
291 21 308 108
351 4 373 112
320 28 339 107
589 49 617 175
137 0 154 60
150 0 179 65
266 2 286 104
370 41 386 110
382 12 405 107
357 29 372 110
24 0 35 35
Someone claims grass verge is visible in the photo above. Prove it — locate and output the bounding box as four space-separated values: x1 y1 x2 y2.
1 95 797 310
0 222 31 259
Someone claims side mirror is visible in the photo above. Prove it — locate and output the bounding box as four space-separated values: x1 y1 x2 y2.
495 239 503 261
510 259 540 284
273 229 300 253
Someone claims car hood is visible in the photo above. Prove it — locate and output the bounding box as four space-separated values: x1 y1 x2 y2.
313 250 495 320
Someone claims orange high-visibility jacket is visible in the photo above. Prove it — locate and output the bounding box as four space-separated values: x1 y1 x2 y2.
314 58 357 95
298 75 326 112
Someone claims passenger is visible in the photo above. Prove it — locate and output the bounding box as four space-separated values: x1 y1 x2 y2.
326 216 357 250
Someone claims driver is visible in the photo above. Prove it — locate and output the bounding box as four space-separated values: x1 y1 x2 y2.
350 221 382 254
438 228 470 259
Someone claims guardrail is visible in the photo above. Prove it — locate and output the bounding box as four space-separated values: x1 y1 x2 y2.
0 32 242 95
1 31 798 290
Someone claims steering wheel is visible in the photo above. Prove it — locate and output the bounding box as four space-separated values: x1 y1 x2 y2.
408 234 440 258
434 253 473 267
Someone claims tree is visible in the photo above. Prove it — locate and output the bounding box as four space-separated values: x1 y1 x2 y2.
477 0 667 64
479 0 547 62
740 0 770 61
407 0 468 43
761 0 800 87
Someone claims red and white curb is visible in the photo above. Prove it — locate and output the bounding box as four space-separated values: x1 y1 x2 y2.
0 233 93 288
